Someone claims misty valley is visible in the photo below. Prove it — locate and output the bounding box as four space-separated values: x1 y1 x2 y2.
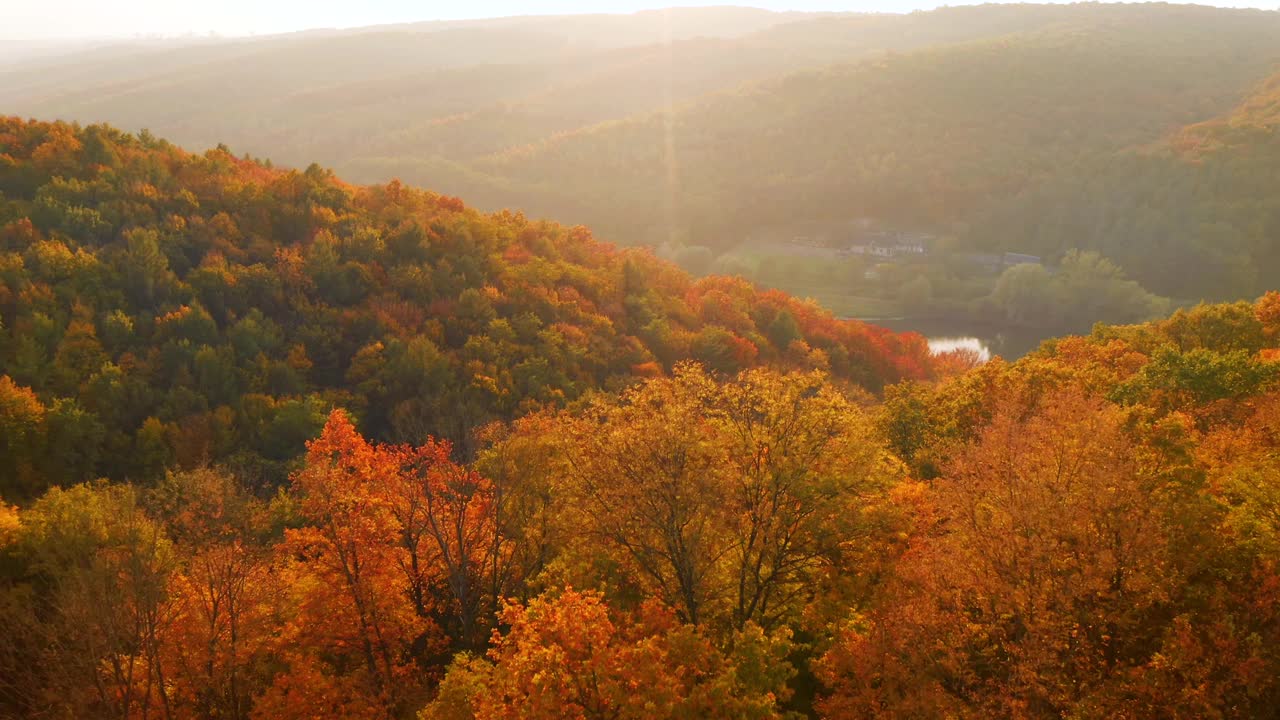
3 3 1280 719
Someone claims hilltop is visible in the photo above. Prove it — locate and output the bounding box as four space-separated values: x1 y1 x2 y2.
9 4 1280 322
970 62 1280 302
0 118 933 498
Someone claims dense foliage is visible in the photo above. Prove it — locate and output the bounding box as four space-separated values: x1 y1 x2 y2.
2 122 1280 717
10 4 1280 317
5 294 1280 718
5 9 1280 714
0 118 932 497
823 298 1280 717
472 5 1280 243
971 66 1280 300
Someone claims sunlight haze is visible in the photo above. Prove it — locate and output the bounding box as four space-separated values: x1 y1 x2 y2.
9 1 1280 716
5 0 1277 39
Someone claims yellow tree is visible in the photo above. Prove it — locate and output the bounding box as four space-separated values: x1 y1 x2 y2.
715 367 889 631
498 363 898 635
551 364 729 626
421 589 795 720
1 483 179 719
820 389 1190 718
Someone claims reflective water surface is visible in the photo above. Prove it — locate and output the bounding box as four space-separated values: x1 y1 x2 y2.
869 318 1054 361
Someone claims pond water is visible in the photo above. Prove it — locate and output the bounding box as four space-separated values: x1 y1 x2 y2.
866 317 1055 361
927 336 993 362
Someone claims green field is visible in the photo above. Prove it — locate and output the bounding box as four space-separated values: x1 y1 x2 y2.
767 284 904 320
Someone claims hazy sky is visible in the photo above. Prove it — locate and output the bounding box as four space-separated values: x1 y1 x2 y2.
6 0 1278 40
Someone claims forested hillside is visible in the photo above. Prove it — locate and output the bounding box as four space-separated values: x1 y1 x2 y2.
3 156 1280 715
5 6 1280 717
0 118 932 498
10 4 1280 318
0 3 1144 179
0 8 843 173
970 65 1280 301
467 4 1280 245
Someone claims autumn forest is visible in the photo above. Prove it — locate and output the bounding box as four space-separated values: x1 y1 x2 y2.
4 3 1280 719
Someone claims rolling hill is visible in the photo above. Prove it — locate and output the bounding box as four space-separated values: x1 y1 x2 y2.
13 3 1265 214
0 117 934 497
8 4 1280 320
453 4 1280 245
967 64 1280 301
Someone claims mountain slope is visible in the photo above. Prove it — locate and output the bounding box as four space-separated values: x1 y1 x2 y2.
6 4 1242 201
0 8 838 163
967 65 1280 302
0 117 933 497
458 4 1280 247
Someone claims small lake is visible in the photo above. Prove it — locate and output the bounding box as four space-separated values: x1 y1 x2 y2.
865 317 1054 361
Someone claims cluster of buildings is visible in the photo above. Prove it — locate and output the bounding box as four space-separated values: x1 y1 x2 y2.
783 224 1043 271
844 230 932 258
